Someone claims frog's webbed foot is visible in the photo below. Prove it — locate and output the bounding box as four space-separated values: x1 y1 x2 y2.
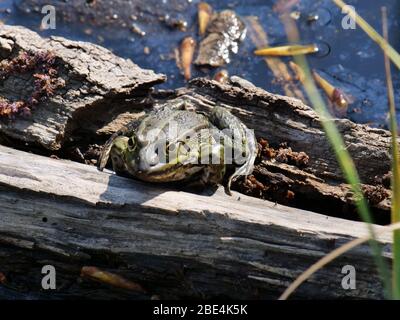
209 106 258 195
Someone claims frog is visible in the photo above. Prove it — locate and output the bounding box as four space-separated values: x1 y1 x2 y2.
98 97 257 195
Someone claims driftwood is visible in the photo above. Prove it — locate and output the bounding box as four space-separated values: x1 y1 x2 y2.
0 144 391 299
0 25 164 150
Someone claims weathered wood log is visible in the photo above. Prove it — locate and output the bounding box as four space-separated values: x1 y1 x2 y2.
0 25 165 150
0 145 391 299
0 28 395 300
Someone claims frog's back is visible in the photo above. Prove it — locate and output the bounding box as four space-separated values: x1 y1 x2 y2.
139 107 212 143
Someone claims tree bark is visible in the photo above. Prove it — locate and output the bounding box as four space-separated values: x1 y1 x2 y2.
0 25 165 150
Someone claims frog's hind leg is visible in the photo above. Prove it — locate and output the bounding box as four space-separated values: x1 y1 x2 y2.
209 106 257 195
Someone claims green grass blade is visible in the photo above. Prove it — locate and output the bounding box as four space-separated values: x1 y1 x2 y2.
382 6 400 300
296 55 391 297
280 14 392 298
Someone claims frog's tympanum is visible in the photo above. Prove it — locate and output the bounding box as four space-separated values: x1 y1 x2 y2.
98 98 257 195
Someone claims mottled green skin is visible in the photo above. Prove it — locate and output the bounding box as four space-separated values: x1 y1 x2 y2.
98 98 257 194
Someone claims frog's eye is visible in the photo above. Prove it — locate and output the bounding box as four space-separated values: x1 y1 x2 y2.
127 137 136 151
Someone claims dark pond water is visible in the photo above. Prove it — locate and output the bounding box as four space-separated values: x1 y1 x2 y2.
1 0 400 128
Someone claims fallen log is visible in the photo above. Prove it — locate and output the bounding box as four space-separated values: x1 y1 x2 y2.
0 25 165 150
0 145 391 299
98 76 392 221
0 27 395 300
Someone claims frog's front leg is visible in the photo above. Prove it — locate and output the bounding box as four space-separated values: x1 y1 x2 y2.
98 120 140 171
209 106 257 195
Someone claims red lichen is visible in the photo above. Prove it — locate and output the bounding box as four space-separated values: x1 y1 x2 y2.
258 138 276 159
0 50 65 119
257 138 309 168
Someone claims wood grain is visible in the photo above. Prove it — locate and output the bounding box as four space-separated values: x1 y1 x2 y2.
0 145 391 299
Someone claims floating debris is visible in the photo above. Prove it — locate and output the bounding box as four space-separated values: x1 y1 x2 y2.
312 70 350 112
198 2 213 36
245 16 305 101
254 44 319 57
180 37 196 81
0 8 12 14
213 69 229 84
289 9 331 26
161 14 188 32
195 10 246 67
307 8 332 26
306 14 320 24
81 266 146 292
131 23 146 37
83 28 93 36
290 11 301 20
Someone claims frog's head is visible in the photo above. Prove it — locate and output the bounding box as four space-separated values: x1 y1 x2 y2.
133 134 203 181
110 134 142 175
98 133 141 175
